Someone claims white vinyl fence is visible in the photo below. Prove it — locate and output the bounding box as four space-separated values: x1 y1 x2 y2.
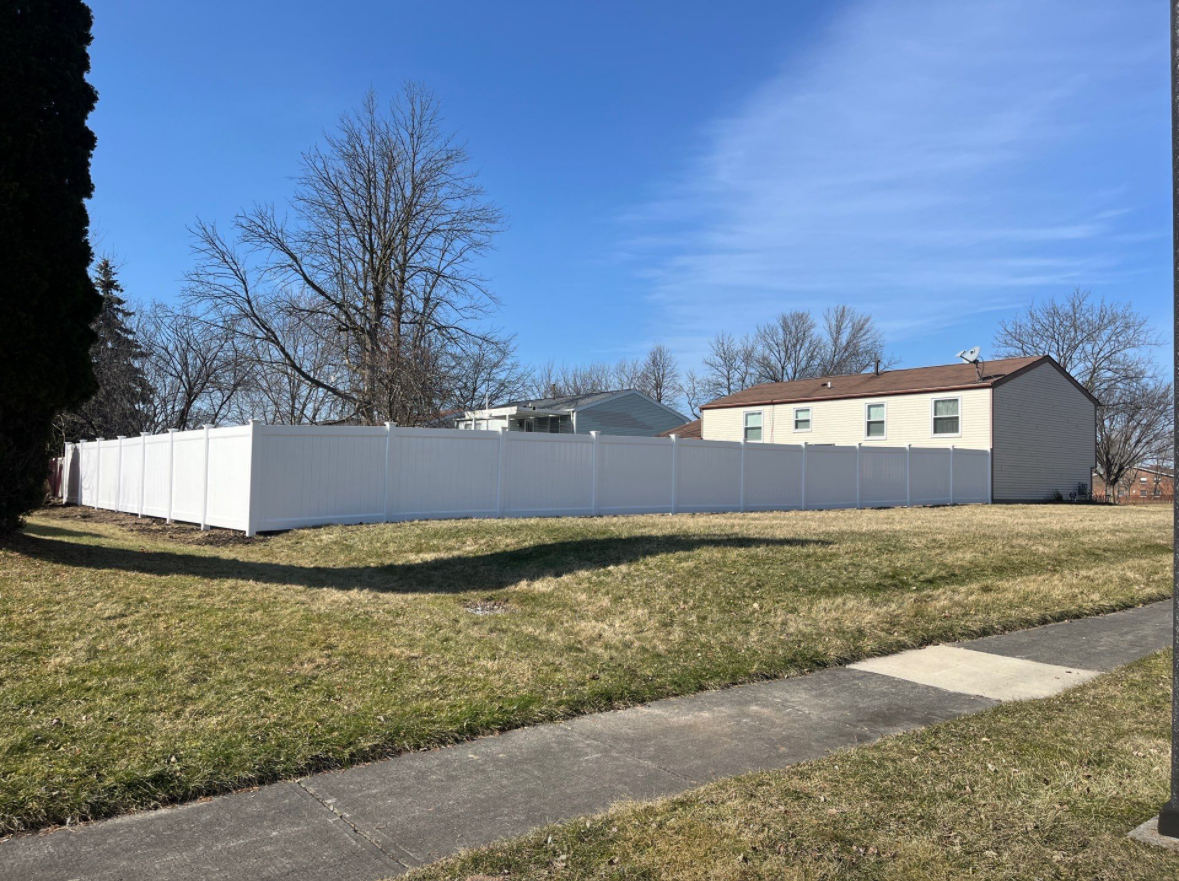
57 423 991 535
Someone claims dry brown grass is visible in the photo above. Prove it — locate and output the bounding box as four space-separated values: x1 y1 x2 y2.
0 503 1169 835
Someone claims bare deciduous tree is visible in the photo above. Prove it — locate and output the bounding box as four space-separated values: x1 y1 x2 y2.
754 310 819 383
994 289 1159 403
137 303 252 431
701 331 757 399
186 85 505 426
1095 380 1173 502
448 334 532 412
637 344 680 404
815 305 891 376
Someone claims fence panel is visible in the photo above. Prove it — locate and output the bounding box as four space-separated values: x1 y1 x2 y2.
252 425 388 532
743 443 804 510
205 426 252 530
97 440 120 509
169 429 208 525
860 446 909 507
502 432 595 517
805 445 859 508
952 448 990 503
596 435 674 514
117 436 145 514
78 442 97 506
909 447 952 505
675 439 742 513
141 435 173 518
389 427 500 520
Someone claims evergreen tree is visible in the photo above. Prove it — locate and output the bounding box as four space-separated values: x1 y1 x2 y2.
57 259 153 441
0 1 101 531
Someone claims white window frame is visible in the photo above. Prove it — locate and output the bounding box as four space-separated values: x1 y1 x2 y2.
743 410 764 443
864 401 887 440
930 396 962 438
793 406 812 433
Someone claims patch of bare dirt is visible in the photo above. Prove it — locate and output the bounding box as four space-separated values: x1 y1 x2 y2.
463 599 512 615
38 505 263 547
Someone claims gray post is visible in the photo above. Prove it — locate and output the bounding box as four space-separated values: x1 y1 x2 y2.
166 429 177 523
116 436 125 512
200 424 211 532
590 431 600 516
669 434 679 514
94 439 103 509
1158 0 1179 839
138 433 147 517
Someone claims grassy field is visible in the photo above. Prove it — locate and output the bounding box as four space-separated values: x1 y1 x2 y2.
411 651 1179 881
0 503 1170 835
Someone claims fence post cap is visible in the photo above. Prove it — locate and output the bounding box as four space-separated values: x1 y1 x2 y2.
117 435 127 439
167 428 178 433
249 418 262 425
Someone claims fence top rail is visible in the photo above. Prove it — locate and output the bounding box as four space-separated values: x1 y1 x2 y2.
503 431 594 444
392 425 501 438
597 433 674 447
259 424 390 438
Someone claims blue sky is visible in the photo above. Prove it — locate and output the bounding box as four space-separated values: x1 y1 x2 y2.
88 0 1171 375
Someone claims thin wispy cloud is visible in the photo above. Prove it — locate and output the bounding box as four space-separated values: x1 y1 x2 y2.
621 0 1162 359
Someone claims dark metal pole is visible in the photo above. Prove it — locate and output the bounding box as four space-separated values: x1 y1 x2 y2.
1160 0 1179 841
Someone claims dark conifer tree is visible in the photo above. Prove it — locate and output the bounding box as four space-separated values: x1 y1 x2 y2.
0 1 101 531
57 259 152 441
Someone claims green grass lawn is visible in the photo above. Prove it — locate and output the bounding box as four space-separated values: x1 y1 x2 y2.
0 503 1170 835
410 651 1179 881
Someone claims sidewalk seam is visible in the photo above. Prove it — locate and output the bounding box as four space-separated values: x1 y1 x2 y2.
294 777 410 872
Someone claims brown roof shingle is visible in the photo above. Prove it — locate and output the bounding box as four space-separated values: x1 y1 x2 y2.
700 355 1094 410
659 418 701 438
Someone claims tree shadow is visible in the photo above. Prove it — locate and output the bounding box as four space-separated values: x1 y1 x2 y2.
6 524 829 595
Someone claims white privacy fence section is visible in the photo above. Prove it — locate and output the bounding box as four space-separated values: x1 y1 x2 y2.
58 424 991 535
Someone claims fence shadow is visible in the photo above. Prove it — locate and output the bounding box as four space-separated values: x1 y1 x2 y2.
7 525 829 595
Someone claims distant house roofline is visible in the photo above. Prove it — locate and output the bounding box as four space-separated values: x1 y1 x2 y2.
699 355 1099 410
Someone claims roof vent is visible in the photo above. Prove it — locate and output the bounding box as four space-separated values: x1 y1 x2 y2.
824 381 832 388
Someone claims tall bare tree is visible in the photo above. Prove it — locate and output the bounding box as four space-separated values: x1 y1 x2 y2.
1095 380 1173 502
814 305 890 376
754 310 819 383
136 303 251 431
448 334 532 411
995 289 1159 403
186 85 505 425
637 344 680 404
994 289 1172 500
701 331 756 399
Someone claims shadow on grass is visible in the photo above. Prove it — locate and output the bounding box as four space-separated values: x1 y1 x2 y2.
6 525 829 594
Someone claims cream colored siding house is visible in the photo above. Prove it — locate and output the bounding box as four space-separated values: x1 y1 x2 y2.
700 356 1097 502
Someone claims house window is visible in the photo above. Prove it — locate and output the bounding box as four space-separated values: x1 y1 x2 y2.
548 417 560 434
743 411 763 442
1140 476 1148 482
865 403 886 439
932 397 961 437
793 407 811 432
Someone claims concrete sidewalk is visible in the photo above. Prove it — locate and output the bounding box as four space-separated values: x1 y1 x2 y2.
2 601 1171 881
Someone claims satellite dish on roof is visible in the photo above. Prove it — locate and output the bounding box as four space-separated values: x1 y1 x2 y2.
957 346 981 364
